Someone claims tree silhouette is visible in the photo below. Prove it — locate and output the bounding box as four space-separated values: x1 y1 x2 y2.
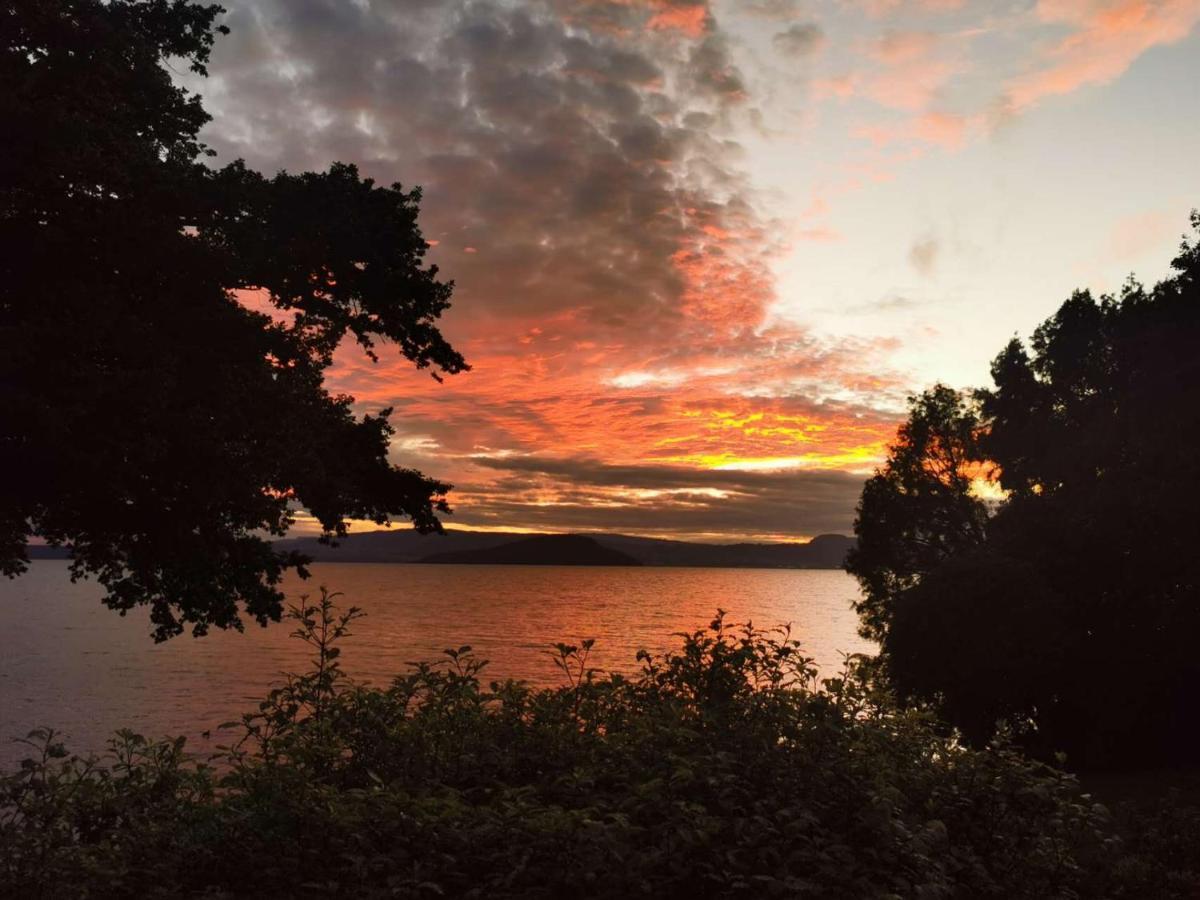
845 385 988 643
851 213 1200 768
1 1 467 638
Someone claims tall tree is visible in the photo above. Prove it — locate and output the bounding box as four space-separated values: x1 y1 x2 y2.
845 385 988 643
0 1 467 638
852 213 1200 767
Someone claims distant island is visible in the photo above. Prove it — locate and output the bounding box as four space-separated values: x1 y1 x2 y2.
262 529 855 569
417 534 643 566
26 530 855 569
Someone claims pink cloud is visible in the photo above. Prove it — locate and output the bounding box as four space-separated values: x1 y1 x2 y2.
1103 208 1184 261
864 58 957 110
872 30 940 64
914 111 969 146
861 31 960 111
813 31 964 115
856 110 971 149
1008 0 1200 110
812 74 857 100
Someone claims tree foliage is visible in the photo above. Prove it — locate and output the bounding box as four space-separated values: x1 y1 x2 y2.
845 385 988 643
849 213 1200 768
0 1 467 638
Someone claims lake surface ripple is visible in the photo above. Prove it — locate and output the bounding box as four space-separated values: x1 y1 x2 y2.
0 562 872 766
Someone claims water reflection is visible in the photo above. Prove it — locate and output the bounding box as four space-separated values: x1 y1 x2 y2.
0 562 872 766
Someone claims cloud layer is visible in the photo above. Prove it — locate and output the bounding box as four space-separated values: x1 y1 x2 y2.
191 0 907 539
185 0 1198 540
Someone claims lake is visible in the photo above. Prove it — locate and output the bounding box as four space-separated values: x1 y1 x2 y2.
0 562 871 768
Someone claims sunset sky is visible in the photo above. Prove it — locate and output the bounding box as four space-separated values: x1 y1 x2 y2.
189 0 1200 542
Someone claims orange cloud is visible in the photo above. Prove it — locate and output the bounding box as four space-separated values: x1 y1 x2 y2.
647 3 709 36
570 0 712 38
321 280 908 539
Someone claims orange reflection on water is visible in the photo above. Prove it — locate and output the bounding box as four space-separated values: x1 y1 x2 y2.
0 562 873 767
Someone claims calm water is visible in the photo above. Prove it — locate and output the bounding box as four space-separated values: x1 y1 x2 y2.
0 562 871 767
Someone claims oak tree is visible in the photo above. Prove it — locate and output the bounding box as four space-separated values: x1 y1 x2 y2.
1 0 467 638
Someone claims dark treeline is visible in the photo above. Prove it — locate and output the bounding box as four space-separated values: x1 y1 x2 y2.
848 218 1200 770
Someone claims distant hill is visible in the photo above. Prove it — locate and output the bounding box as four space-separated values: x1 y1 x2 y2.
592 532 854 569
417 534 642 566
271 529 854 569
25 545 71 560
274 528 512 563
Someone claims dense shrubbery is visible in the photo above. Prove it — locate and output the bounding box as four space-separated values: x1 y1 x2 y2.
3 594 1197 899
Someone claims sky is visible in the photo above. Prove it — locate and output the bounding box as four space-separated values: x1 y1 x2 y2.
187 0 1200 542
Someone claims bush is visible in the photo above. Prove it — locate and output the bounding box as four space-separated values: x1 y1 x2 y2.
1 592 1194 898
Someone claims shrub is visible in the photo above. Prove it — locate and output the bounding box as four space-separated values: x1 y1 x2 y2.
2 592 1194 898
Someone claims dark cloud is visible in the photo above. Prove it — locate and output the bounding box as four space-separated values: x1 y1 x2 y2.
772 23 825 58
908 236 939 276
736 0 807 19
472 454 856 490
453 456 867 538
828 294 923 315
871 295 919 311
687 34 748 101
191 0 757 343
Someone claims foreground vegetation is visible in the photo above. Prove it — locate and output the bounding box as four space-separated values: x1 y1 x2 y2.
3 594 1197 899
